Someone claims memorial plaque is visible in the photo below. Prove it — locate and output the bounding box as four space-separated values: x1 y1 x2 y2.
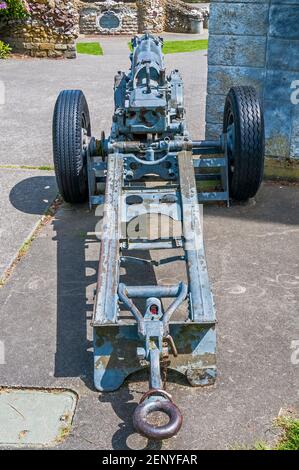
99 11 120 29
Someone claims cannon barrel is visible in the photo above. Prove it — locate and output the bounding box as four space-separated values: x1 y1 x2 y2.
113 33 184 137
131 33 165 87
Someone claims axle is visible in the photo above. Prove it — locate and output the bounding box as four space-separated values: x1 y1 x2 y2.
98 137 224 158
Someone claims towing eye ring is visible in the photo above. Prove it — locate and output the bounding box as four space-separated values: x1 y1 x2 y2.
133 389 183 440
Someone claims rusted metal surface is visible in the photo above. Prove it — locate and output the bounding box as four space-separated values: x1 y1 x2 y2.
133 391 183 441
92 155 123 326
93 323 216 392
94 325 142 392
178 151 216 323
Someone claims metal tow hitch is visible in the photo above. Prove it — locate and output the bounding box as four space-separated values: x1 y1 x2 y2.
133 390 182 441
118 284 187 440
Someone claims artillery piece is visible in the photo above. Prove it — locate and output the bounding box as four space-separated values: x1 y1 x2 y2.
52 34 264 440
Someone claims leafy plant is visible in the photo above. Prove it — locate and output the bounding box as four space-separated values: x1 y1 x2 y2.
0 39 11 58
253 417 299 450
0 1 30 58
0 0 30 19
274 417 299 450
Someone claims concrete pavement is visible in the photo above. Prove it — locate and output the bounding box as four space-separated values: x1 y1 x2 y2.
0 168 57 280
0 34 208 167
0 183 298 449
0 33 207 275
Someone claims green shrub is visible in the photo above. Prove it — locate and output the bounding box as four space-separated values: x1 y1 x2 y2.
0 1 30 57
0 40 11 59
0 0 30 19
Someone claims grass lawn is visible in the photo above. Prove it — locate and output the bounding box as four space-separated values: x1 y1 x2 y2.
163 39 208 54
129 39 208 55
76 42 103 56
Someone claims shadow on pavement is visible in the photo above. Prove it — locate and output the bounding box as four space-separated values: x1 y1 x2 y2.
7 175 299 449
99 375 163 451
8 178 165 448
204 183 299 226
51 202 164 449
9 175 57 215
52 208 96 387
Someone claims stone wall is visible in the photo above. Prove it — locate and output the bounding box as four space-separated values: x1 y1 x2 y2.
0 0 209 58
206 1 299 160
165 0 208 34
79 1 138 35
137 0 166 33
78 0 208 36
0 0 79 58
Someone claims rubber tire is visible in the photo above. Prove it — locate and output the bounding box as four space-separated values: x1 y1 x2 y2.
223 86 265 201
53 90 91 203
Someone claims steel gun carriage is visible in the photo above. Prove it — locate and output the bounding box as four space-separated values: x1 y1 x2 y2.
53 34 264 440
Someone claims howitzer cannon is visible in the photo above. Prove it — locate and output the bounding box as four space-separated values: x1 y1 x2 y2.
52 34 264 440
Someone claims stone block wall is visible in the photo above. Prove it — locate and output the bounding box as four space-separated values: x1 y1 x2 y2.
137 0 166 33
78 1 207 36
0 0 209 58
165 0 208 34
79 1 138 35
206 1 299 160
0 0 79 58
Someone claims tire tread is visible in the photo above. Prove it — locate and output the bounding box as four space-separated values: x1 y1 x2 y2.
52 89 90 203
224 86 265 201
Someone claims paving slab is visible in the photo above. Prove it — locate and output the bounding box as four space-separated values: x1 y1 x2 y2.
0 37 207 167
0 388 77 448
0 182 298 450
0 168 57 279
